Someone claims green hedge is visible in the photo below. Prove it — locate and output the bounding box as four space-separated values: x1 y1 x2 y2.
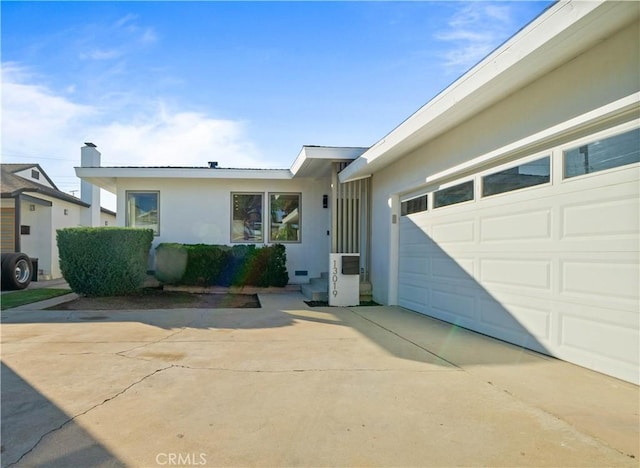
155 243 288 287
57 227 154 296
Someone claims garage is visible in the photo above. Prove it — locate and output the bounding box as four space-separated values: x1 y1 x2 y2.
398 124 639 383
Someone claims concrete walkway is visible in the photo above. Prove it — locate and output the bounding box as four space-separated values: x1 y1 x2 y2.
1 293 638 467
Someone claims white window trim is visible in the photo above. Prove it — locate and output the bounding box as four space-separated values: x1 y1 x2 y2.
479 152 553 200
559 120 640 183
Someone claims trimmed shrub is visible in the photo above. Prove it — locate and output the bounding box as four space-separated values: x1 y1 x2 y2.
154 242 288 287
180 244 231 286
231 244 288 287
57 227 154 296
154 243 188 284
267 244 289 287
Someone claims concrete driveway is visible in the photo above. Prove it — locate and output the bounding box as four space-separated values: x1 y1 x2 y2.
1 293 638 467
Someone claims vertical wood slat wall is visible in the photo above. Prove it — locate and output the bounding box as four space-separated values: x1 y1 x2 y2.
331 162 371 282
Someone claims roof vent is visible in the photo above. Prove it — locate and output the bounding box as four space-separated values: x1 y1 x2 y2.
208 161 218 168
84 142 97 147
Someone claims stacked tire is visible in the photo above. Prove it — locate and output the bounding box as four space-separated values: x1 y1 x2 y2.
1 253 32 290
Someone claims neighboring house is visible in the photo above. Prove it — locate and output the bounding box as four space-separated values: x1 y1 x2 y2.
77 1 639 384
1 161 115 280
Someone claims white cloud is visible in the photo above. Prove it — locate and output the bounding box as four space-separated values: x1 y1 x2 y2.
77 13 158 62
1 63 96 154
88 105 264 168
436 2 515 71
1 62 267 210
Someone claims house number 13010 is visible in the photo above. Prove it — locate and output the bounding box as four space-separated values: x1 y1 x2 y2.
332 259 338 297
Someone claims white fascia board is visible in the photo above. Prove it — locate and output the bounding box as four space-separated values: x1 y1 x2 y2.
413 94 639 192
339 0 632 183
290 146 369 176
75 167 294 192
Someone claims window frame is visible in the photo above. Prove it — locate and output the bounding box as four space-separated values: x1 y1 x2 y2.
433 179 475 210
268 192 302 243
231 192 264 243
401 193 429 216
125 190 160 236
562 126 640 180
481 155 552 198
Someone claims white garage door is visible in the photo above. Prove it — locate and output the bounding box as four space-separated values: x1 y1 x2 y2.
398 125 639 383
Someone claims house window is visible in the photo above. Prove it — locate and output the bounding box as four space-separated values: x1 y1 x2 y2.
482 156 551 197
564 128 639 178
401 194 428 216
232 193 263 243
434 180 474 208
31 169 40 180
126 191 159 235
269 193 301 242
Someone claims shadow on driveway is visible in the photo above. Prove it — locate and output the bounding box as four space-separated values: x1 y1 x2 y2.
1 362 124 467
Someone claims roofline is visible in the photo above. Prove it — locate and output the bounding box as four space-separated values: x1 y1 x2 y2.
1 188 90 207
339 0 639 183
75 166 295 193
3 163 61 190
100 207 116 216
289 146 369 176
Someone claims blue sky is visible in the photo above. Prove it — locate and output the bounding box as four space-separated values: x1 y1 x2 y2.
2 1 552 209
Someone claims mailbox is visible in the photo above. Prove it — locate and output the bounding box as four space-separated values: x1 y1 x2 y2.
329 253 360 306
342 255 359 275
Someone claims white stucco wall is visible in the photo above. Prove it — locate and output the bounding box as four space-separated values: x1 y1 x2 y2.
100 211 116 227
115 177 332 283
18 200 53 278
369 20 639 304
19 196 86 279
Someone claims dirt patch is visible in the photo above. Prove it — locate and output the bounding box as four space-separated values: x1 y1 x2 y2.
48 288 260 310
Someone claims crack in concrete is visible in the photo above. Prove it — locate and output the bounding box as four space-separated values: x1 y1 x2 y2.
345 307 462 369
6 365 172 467
169 364 457 373
115 316 199 358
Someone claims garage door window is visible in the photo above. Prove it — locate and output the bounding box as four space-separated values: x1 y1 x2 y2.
434 181 474 209
564 128 639 178
482 156 550 197
401 194 428 216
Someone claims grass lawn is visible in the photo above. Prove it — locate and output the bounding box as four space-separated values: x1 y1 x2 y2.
1 289 72 310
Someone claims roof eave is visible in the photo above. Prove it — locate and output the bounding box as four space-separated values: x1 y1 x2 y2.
339 0 638 183
75 166 295 192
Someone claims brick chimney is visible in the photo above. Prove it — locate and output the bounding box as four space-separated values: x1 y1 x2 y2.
80 142 101 227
